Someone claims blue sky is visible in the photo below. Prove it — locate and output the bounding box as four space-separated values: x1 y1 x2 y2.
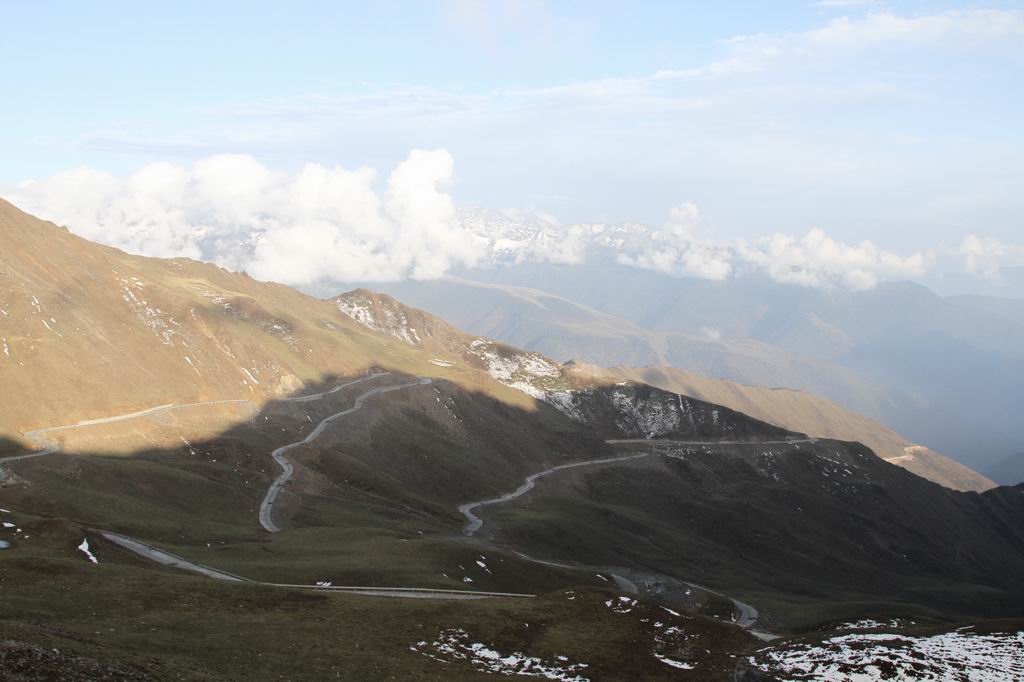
2 1 1022 291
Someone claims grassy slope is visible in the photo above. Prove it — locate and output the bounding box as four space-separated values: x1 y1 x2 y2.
0 374 595 591
0 198 535 449
0 513 759 681
3 200 1024 676
479 441 1024 630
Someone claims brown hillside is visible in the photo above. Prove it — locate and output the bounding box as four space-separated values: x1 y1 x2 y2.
0 199 533 452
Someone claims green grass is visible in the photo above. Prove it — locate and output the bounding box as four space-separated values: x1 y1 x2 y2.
0 523 760 680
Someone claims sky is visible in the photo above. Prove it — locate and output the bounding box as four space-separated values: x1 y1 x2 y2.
2 1 1022 293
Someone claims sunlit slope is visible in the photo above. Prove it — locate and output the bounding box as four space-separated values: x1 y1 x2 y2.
0 199 532 451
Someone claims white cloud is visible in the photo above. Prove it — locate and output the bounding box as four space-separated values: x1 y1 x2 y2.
800 10 1024 49
0 158 986 293
668 202 700 227
5 150 479 286
614 205 926 289
723 9 1024 71
617 202 734 280
736 228 928 290
956 233 1024 280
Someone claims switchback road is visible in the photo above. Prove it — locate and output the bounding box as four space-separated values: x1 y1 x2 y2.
258 376 432 532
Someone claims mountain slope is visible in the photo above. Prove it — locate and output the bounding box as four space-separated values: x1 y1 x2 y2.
356 276 904 418
327 290 1024 624
0 199 540 453
334 288 993 492
577 363 994 492
333 289 795 441
447 260 1024 470
2 199 1024 661
986 451 1024 486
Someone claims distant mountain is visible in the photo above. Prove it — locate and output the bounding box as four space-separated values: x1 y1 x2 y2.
986 451 1024 486
360 277 898 411
334 290 992 492
922 266 1024 299
576 363 994 493
332 288 789 442
948 293 1024 323
359 272 1023 472
3 198 1024 657
458 206 662 268
441 211 1024 472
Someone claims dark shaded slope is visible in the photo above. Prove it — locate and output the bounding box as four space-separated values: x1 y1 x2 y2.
482 434 1024 627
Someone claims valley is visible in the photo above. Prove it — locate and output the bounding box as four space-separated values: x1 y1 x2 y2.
4 6 1023 678
1 200 1022 680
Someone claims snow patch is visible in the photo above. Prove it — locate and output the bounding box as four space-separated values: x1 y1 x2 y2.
119 279 179 345
336 297 423 345
655 656 694 670
752 630 1024 681
413 629 590 681
839 619 903 630
77 538 99 564
40 319 63 337
605 596 638 614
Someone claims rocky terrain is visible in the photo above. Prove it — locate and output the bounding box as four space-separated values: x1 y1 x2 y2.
576 363 994 492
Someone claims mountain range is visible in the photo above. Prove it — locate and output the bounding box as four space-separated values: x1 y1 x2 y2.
2 198 1023 680
348 208 1024 483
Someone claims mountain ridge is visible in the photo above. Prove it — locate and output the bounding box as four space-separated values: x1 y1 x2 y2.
333 286 993 491
3 199 1024 680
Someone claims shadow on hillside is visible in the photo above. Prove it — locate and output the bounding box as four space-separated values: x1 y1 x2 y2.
2 369 1024 627
0 368 610 538
0 436 27 458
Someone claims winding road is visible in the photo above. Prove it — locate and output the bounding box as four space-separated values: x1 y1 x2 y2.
458 452 653 535
459 437 816 537
258 375 432 533
1 372 398 469
7 379 795 628
1 371 429 535
455 436 815 634
100 529 530 600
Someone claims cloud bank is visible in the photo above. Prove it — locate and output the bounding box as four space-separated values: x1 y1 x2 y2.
616 203 734 281
6 150 479 285
736 229 928 290
3 154 1001 293
956 234 1024 280
613 204 926 289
